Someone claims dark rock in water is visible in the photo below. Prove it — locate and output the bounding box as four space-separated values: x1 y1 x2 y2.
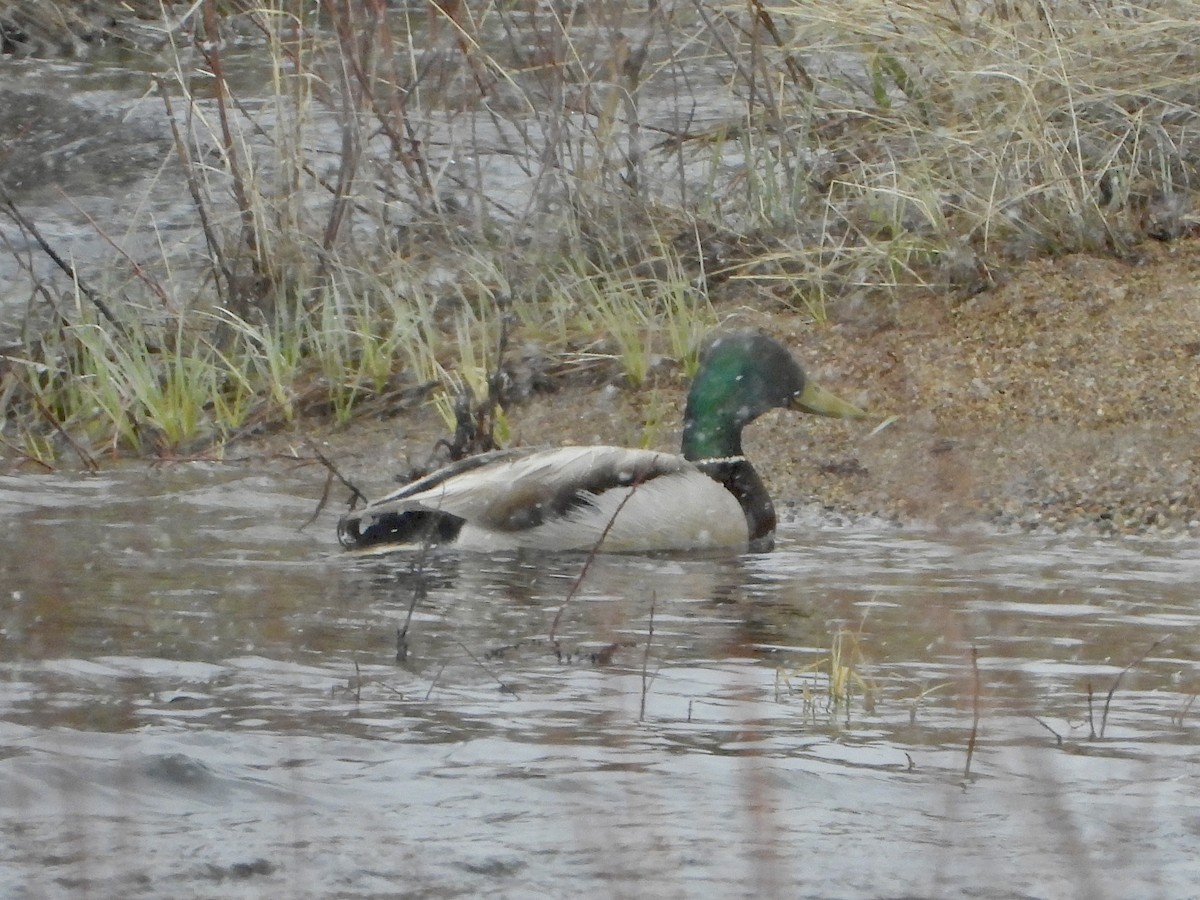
137 752 216 787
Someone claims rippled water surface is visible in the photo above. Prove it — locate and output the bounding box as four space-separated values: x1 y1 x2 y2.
1 467 1198 899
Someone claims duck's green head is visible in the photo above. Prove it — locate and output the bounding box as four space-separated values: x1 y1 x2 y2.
681 332 866 461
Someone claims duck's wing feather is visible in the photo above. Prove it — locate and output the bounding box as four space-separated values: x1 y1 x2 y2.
351 446 689 528
518 461 749 552
341 445 749 552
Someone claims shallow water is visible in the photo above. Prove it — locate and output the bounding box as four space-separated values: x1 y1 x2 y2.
0 18 743 326
1 467 1197 899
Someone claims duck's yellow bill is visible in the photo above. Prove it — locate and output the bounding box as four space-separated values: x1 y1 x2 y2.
792 380 867 419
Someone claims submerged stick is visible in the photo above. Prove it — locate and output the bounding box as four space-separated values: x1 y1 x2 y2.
1172 692 1198 727
963 645 981 779
1099 636 1168 738
1087 682 1097 739
1030 715 1063 748
456 640 519 699
639 592 657 722
396 521 439 664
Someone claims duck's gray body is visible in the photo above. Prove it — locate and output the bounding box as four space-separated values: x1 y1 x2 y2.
337 332 867 554
338 445 753 553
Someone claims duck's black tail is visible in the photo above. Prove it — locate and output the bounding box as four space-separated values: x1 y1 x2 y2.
337 509 465 550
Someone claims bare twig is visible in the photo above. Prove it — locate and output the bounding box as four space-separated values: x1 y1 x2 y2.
1171 692 1198 727
481 301 514 451
27 392 97 472
59 191 172 308
1030 715 1063 748
1099 636 1168 738
395 526 437 664
330 0 436 204
198 2 263 289
364 0 441 202
303 439 369 529
747 0 815 92
548 481 641 642
639 591 657 722
0 180 127 337
456 640 519 699
963 644 981 778
423 661 448 701
0 434 56 472
156 77 233 309
318 0 367 256
1087 681 1096 739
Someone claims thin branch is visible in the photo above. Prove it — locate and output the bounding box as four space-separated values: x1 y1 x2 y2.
303 439 369 529
59 190 172 308
0 180 127 337
548 481 640 642
1030 714 1063 748
456 640 519 698
198 2 262 279
1099 636 1168 738
1172 692 1198 727
639 591 657 722
963 644 981 778
396 524 437 664
29 393 98 472
156 77 232 308
423 661 447 702
1087 682 1096 739
0 434 56 472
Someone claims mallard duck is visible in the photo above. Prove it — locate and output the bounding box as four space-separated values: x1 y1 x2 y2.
338 332 866 553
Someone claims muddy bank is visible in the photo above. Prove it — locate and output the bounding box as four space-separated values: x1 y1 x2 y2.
301 238 1200 538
